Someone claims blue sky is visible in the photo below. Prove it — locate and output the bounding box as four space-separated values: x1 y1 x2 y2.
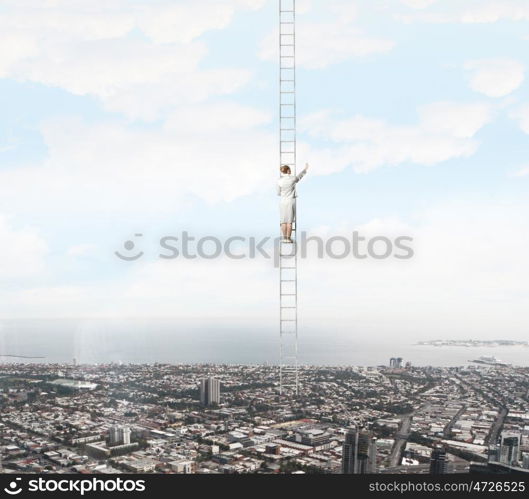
0 0 528 342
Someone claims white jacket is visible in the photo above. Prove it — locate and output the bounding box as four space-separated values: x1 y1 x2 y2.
277 167 308 201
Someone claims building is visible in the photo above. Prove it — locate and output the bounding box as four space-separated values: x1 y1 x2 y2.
295 427 331 448
200 377 220 406
429 444 448 474
499 432 521 466
265 444 281 455
109 425 131 446
169 460 195 474
389 358 403 368
342 426 377 474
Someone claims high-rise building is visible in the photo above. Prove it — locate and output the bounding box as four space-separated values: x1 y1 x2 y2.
109 425 120 445
109 425 131 446
430 444 448 474
499 433 521 466
342 426 377 474
200 377 220 406
121 426 131 445
389 358 403 368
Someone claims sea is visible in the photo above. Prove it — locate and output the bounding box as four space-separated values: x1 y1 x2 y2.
0 318 528 367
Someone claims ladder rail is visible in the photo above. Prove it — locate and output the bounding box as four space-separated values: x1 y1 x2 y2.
279 0 298 396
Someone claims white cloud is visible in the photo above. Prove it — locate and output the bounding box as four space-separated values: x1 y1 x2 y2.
0 103 276 215
164 102 272 134
419 102 493 138
460 1 529 23
0 216 48 279
299 101 491 173
0 0 265 120
397 0 529 24
2 203 528 342
260 2 394 69
464 59 525 98
510 165 529 178
67 244 98 257
400 0 439 9
510 104 529 134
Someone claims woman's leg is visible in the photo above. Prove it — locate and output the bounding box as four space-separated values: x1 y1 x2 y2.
286 223 293 239
281 223 287 238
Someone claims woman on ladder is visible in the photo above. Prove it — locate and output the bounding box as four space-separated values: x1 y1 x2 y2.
277 163 309 243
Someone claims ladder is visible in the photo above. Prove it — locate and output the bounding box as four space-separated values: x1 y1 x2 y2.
279 0 298 396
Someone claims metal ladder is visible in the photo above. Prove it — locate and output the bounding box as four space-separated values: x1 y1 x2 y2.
279 0 298 396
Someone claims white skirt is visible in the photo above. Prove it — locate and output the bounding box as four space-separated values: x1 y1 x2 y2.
280 199 296 224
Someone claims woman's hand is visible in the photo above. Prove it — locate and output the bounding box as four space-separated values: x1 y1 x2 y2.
305 162 310 170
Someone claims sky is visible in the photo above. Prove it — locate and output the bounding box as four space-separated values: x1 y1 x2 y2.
0 0 528 343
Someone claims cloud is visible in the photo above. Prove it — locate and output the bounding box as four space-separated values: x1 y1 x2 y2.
0 0 265 120
0 103 276 215
0 215 48 279
67 244 99 257
164 102 272 134
260 2 394 69
400 0 439 8
2 203 528 343
510 165 529 178
419 102 493 138
459 1 529 23
464 59 525 98
299 101 491 173
397 0 529 24
510 104 529 134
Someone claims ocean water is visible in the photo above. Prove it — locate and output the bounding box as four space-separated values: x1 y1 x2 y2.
0 318 528 367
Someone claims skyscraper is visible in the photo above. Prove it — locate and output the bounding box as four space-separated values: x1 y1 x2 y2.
389 358 403 368
342 426 377 474
121 426 131 445
430 444 448 474
200 377 220 406
109 425 131 446
499 433 521 466
109 425 120 445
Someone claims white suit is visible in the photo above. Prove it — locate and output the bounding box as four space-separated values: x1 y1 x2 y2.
277 166 308 224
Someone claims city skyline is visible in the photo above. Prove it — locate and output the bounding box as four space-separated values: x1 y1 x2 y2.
2 361 529 474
